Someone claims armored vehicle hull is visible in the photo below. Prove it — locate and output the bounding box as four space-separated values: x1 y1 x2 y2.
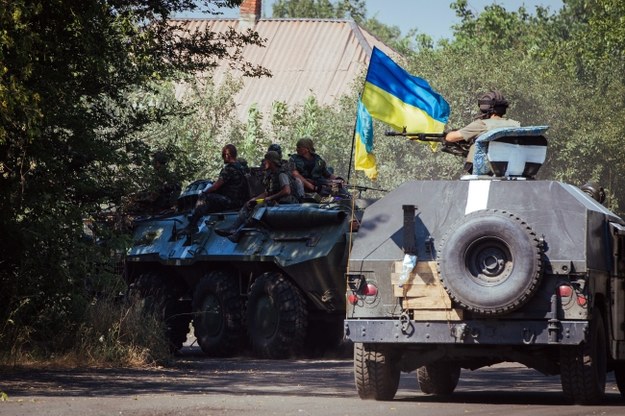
125 200 355 359
345 127 625 404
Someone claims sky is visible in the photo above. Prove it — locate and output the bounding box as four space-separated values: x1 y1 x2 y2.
360 0 563 40
189 0 564 41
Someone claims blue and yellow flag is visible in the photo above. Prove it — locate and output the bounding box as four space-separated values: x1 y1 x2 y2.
362 47 449 133
354 99 377 180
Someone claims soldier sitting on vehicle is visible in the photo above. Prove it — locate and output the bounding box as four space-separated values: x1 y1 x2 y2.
265 143 305 197
443 90 520 174
289 137 344 195
180 144 249 235
216 150 301 242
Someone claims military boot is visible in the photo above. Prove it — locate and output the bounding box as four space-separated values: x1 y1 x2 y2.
178 211 200 236
215 210 248 237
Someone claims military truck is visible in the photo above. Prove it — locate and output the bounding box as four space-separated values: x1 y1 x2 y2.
124 179 359 358
344 126 625 404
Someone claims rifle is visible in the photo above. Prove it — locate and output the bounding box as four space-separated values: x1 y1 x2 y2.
346 184 388 198
384 130 470 157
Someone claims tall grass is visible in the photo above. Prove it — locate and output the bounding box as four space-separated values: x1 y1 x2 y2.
74 295 172 367
0 295 172 368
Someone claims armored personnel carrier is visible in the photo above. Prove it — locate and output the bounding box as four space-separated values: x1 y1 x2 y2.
345 126 625 404
124 179 357 358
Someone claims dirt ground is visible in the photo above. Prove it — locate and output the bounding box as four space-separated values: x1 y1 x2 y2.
2 344 624 416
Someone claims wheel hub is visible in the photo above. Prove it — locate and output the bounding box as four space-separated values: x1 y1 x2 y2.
466 238 513 284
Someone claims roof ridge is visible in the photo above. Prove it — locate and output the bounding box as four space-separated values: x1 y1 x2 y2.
170 17 356 23
348 20 371 57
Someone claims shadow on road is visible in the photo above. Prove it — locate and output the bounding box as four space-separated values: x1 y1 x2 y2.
0 345 355 399
2 345 624 407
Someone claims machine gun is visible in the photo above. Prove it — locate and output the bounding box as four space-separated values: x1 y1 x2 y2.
346 184 388 198
385 130 470 157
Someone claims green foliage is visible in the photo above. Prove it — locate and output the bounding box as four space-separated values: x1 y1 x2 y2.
0 0 267 358
411 0 625 213
273 0 339 18
272 0 366 21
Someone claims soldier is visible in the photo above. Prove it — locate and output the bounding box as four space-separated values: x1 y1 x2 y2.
258 150 301 205
180 144 249 235
266 143 304 197
581 182 606 204
267 143 283 159
289 137 340 195
216 150 300 241
443 90 520 174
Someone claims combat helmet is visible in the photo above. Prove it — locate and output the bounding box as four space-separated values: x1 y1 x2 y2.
478 90 509 117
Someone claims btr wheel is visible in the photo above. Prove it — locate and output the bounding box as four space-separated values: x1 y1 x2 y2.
437 210 543 315
246 272 308 359
130 272 190 352
560 308 607 404
354 342 400 400
417 361 461 395
192 271 245 357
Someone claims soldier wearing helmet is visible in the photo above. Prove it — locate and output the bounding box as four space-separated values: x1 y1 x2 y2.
268 143 283 159
289 137 339 194
581 182 606 204
215 150 300 242
443 90 520 173
258 151 301 205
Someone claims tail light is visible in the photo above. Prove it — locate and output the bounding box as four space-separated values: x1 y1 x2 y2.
558 285 573 297
346 273 378 305
558 283 588 308
362 283 378 296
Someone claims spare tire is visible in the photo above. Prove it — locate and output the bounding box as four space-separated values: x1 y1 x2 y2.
437 210 542 315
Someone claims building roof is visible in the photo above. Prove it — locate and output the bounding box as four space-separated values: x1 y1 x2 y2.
171 18 397 121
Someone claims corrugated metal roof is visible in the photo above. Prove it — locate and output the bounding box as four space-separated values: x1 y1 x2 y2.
170 18 397 121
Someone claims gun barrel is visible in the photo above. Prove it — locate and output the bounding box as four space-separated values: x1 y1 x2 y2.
384 130 445 140
346 185 388 192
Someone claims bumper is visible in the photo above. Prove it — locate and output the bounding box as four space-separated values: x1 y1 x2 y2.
344 318 588 345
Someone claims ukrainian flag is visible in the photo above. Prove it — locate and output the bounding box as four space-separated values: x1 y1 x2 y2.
362 47 449 133
354 99 378 180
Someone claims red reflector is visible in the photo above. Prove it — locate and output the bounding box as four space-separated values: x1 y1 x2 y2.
577 295 588 306
558 285 573 297
363 284 378 296
348 294 358 305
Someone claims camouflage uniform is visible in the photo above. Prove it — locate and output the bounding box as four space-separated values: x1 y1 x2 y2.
458 118 520 173
193 161 249 216
289 153 333 187
215 161 249 207
263 166 301 204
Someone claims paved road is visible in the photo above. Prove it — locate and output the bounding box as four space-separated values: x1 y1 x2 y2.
1 345 624 416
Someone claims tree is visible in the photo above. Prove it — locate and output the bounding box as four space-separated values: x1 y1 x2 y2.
409 0 625 213
0 0 267 355
273 0 339 18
